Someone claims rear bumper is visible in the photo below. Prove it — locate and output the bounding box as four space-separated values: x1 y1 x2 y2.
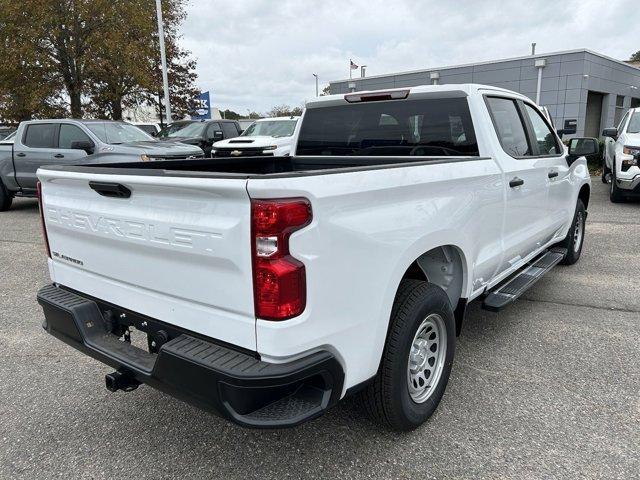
37 284 344 428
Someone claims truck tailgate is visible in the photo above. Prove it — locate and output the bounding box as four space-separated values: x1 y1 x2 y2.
37 169 256 351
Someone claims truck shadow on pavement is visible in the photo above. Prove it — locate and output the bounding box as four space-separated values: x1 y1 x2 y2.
8 198 39 211
75 303 517 477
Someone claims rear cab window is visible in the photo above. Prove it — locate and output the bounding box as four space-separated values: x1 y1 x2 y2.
23 123 58 148
296 97 479 157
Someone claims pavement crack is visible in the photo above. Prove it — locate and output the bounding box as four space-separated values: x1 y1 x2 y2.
520 297 640 314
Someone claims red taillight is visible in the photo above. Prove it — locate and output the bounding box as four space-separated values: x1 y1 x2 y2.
36 181 51 258
251 198 312 320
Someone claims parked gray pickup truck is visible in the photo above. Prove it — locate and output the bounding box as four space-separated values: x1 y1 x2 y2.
0 119 204 211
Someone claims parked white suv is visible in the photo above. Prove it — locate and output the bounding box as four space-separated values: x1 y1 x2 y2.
35 84 595 430
602 107 640 202
211 116 299 157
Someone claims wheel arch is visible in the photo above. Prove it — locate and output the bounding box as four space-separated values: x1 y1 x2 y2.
395 244 469 336
578 183 590 210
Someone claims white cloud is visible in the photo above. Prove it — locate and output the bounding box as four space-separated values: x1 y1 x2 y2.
180 0 637 114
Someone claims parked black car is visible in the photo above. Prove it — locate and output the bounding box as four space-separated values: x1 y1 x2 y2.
156 119 242 157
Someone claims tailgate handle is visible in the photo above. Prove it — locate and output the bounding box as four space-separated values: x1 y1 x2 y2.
89 181 131 199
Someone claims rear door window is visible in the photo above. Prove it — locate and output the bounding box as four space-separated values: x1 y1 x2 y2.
23 123 57 148
206 122 221 139
485 97 531 157
296 97 479 156
221 122 238 138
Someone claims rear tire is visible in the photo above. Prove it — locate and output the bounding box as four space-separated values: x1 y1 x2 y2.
609 159 625 203
361 280 455 431
558 199 586 265
0 179 13 212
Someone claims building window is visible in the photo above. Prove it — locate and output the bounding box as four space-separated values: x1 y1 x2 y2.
614 95 626 127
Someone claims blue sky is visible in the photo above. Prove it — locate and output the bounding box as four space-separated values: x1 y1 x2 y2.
180 0 637 114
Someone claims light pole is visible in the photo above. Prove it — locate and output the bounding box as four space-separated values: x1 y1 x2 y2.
312 73 319 97
155 0 172 124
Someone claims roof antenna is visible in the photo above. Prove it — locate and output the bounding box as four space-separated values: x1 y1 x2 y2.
531 43 536 55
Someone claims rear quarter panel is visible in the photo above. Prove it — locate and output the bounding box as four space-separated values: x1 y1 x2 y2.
248 158 503 392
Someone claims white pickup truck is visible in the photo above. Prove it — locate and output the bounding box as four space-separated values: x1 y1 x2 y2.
36 84 596 431
602 107 640 202
211 116 299 158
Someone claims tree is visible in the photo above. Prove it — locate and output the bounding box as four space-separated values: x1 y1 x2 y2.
630 51 640 62
30 0 110 117
265 105 304 117
320 85 331 96
85 0 159 119
85 0 197 122
144 44 199 124
0 0 198 121
0 2 66 121
221 109 242 120
83 0 198 122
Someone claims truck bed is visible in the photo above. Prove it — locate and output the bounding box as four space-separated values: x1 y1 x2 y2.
39 155 483 179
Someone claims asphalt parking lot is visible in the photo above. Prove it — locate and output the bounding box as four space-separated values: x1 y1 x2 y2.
1 179 638 479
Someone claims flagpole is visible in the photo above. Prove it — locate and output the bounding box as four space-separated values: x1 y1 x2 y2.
349 60 352 80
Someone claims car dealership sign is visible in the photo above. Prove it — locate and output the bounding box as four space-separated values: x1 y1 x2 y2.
191 91 211 120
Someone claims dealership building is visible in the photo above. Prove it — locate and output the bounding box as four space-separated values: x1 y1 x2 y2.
329 49 640 138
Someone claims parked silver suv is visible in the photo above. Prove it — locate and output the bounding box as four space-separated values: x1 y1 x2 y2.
0 119 204 210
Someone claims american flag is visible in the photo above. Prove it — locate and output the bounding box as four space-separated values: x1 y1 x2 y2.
350 60 359 70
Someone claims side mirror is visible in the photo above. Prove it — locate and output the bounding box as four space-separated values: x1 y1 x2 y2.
70 140 94 154
602 127 618 139
568 137 599 158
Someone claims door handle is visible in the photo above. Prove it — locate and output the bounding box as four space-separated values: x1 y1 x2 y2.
509 177 524 188
16 152 26 157
89 181 131 199
54 154 64 159
548 171 558 178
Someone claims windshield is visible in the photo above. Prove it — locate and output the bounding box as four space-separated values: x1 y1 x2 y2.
628 112 640 134
241 120 297 138
1 131 16 143
164 122 207 138
86 122 155 144
296 98 479 156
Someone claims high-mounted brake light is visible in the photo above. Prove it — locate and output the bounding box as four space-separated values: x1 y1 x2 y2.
251 198 312 320
344 89 410 103
36 181 51 258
